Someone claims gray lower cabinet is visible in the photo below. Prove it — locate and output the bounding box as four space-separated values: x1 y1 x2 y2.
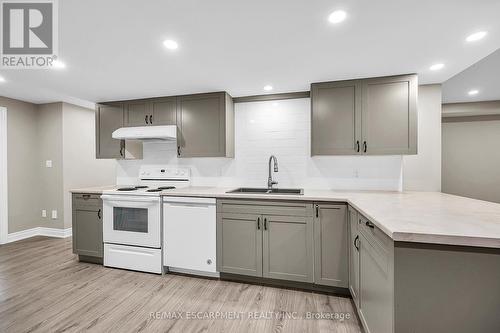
177 92 234 158
313 203 348 287
263 214 313 282
348 206 360 307
216 200 313 283
72 193 103 260
216 213 262 277
353 212 394 333
311 74 417 156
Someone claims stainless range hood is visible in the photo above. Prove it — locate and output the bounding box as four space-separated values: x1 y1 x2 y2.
112 125 177 141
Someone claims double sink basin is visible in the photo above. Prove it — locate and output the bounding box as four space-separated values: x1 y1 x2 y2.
226 187 304 195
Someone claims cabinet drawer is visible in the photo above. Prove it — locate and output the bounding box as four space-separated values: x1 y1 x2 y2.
73 194 101 208
358 214 392 254
217 199 313 217
104 244 162 274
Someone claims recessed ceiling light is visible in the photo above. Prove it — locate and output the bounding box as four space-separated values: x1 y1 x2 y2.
429 63 444 71
466 31 487 42
263 85 273 92
52 59 66 69
468 89 479 96
0 76 5 82
328 10 347 24
163 39 179 50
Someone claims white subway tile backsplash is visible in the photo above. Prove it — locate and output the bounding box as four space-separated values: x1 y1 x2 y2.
116 98 403 190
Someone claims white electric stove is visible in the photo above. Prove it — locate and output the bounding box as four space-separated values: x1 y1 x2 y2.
101 165 190 274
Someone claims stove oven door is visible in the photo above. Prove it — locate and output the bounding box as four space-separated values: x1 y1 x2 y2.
101 195 161 248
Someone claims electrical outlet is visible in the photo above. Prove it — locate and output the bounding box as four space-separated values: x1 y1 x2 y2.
51 210 57 219
45 160 53 168
42 210 47 218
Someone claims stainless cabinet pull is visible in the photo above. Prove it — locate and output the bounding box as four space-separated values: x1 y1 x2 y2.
356 140 360 153
119 146 124 157
315 205 319 218
264 218 268 230
363 141 367 153
365 221 375 229
145 115 149 124
257 217 261 230
97 209 102 219
177 146 181 156
354 235 359 251
149 115 153 124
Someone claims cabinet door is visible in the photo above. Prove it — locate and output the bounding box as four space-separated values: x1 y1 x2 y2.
177 93 226 157
125 101 149 126
311 80 362 155
361 74 417 155
262 215 313 282
96 103 124 159
151 97 177 125
216 213 262 277
313 204 348 287
72 197 103 258
359 233 393 333
348 206 360 307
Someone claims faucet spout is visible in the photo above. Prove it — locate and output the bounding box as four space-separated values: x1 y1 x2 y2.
268 155 278 189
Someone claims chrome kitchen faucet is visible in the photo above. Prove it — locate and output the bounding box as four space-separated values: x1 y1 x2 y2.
267 155 279 190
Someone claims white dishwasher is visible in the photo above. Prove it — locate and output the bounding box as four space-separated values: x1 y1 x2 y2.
163 196 218 277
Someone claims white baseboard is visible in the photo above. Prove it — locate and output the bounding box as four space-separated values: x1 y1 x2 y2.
7 227 72 243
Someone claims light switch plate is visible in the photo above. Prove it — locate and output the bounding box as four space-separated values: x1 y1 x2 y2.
45 160 53 168
51 210 57 219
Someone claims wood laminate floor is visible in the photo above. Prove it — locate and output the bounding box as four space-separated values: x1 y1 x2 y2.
0 237 362 333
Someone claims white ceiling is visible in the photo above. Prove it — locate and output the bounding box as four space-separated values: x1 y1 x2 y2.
1 0 500 108
442 48 500 103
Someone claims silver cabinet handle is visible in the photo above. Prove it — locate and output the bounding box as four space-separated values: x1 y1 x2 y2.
365 221 375 229
257 217 261 230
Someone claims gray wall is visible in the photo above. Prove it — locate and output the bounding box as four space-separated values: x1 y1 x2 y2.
2 97 116 234
442 115 500 203
62 103 115 229
2 97 40 233
402 84 442 191
37 103 65 229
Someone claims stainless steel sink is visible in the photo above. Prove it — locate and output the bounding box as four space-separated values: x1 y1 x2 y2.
227 187 304 195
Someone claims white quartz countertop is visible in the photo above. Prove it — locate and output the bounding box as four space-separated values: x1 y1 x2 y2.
160 187 500 249
70 185 120 194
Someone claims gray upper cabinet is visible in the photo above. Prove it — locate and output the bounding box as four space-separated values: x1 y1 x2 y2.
98 91 234 159
151 97 177 125
177 92 234 158
311 74 417 156
72 193 103 259
313 204 348 287
361 74 417 155
125 100 149 126
311 80 362 155
216 213 262 277
96 103 124 159
262 214 313 283
125 97 177 126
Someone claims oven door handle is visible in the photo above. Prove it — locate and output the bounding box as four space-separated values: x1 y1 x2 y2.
100 195 160 203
